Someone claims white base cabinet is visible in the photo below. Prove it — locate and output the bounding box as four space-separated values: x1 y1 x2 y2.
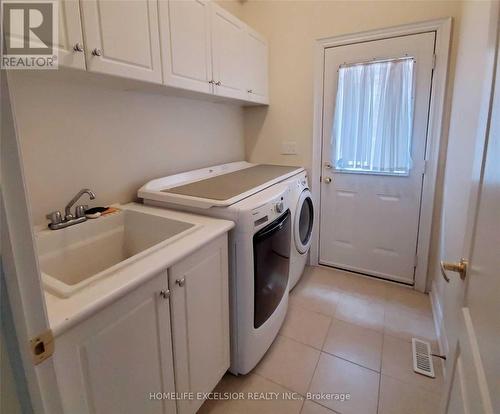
169 235 230 414
54 235 229 414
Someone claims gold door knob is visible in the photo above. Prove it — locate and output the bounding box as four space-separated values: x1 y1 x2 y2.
440 258 468 282
324 177 332 184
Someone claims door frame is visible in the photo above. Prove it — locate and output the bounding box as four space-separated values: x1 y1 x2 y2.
310 18 452 292
1 71 64 412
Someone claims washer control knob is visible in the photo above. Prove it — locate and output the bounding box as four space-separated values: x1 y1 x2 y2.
275 201 284 213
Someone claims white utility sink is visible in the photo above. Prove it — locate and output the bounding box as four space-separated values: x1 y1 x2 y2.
37 209 196 298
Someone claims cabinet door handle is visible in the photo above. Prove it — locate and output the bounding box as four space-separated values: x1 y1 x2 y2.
215 81 221 86
92 48 102 57
247 89 253 93
175 278 185 287
73 43 84 52
208 80 214 84
159 289 170 299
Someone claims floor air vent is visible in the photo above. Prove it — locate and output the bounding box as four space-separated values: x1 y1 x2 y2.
412 338 435 378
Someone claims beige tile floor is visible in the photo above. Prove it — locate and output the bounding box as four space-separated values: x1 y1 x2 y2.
199 266 443 414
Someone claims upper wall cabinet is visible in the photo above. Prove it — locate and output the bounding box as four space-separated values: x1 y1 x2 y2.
80 0 162 83
51 0 268 104
245 28 269 104
160 0 269 104
55 0 86 69
159 0 212 93
210 4 246 100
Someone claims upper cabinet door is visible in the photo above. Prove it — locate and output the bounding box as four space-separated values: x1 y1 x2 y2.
245 28 269 104
80 0 162 83
210 4 246 100
55 0 86 69
160 0 213 93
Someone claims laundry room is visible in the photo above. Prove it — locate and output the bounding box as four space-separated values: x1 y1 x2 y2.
1 1 499 414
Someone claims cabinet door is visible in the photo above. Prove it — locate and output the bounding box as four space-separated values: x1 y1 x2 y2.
245 28 269 104
80 0 162 83
210 4 246 100
55 0 86 69
169 235 230 414
160 0 213 93
55 272 176 414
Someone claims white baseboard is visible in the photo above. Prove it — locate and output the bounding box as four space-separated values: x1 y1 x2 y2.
430 279 449 376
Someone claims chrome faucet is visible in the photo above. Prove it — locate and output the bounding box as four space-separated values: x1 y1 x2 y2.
65 188 96 219
46 188 96 230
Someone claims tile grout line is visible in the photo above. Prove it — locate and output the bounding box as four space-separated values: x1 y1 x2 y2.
320 349 381 374
376 332 386 414
378 371 444 396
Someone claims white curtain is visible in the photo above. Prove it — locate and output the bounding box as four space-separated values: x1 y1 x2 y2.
332 58 415 175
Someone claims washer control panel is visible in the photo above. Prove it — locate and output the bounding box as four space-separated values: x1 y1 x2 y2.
250 185 291 231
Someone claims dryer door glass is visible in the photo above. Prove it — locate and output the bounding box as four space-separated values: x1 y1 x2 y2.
299 196 314 245
253 210 291 329
295 191 314 253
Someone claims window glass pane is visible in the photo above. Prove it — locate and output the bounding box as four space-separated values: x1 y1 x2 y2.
332 58 415 175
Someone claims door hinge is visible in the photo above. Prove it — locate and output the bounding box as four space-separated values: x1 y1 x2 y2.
414 253 419 268
423 159 428 175
30 329 54 365
432 54 437 70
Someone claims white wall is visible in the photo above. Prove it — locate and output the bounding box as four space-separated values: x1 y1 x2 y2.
238 0 463 294
431 0 499 354
9 71 245 225
240 0 463 168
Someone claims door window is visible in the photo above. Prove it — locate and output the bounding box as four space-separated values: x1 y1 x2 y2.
332 57 415 175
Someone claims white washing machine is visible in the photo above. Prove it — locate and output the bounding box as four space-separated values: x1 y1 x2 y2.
139 162 303 374
287 171 314 290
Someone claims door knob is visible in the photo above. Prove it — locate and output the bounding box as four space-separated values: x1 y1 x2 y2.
73 42 84 52
159 290 170 299
175 278 185 287
92 48 102 56
323 177 332 184
324 162 333 169
440 258 468 282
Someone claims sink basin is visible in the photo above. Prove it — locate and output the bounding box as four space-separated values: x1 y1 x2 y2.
36 209 196 298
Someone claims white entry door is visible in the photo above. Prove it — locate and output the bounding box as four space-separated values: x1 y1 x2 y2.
319 32 435 284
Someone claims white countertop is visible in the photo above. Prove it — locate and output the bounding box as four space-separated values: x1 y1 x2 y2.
44 203 234 337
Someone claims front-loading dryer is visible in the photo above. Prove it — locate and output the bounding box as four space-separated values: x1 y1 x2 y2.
288 172 314 290
139 162 302 375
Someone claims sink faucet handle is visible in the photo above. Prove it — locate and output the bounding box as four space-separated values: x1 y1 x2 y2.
75 205 84 218
75 205 87 218
46 211 62 226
